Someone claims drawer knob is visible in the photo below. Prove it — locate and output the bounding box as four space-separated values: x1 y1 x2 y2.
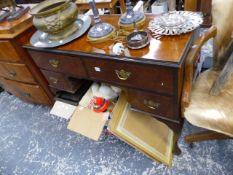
115 69 131 80
144 100 160 110
9 70 16 77
49 77 58 84
49 59 59 68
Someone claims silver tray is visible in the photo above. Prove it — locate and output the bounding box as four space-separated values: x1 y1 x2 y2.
30 15 91 48
148 11 203 36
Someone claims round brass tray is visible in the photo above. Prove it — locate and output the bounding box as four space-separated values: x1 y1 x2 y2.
30 15 91 48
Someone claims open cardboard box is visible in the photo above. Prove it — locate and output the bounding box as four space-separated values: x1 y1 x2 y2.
68 88 174 166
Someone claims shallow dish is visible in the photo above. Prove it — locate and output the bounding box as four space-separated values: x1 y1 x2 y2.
30 15 91 48
148 11 203 35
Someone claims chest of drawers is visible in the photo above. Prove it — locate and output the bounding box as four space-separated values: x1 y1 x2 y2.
24 14 196 154
0 14 53 105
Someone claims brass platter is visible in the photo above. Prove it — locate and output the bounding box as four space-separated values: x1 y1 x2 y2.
30 15 91 48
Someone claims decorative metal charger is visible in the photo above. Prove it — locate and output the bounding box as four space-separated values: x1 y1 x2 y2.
30 15 91 48
148 11 203 35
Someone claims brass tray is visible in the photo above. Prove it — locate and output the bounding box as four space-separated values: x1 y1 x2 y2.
30 14 91 48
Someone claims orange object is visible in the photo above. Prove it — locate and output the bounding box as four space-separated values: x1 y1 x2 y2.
93 97 108 113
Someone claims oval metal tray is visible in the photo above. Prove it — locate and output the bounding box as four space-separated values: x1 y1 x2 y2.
30 14 91 48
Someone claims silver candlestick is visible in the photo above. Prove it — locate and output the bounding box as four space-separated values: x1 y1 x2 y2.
119 0 145 29
87 0 115 43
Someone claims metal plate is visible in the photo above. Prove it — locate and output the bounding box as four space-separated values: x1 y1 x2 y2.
148 11 203 36
30 15 91 48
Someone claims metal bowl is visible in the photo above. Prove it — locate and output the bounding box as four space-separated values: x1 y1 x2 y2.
127 31 149 49
29 0 78 40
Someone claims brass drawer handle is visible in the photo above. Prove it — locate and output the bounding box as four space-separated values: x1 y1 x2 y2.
49 59 59 68
115 69 131 80
9 70 16 77
49 77 58 84
144 100 160 110
22 92 31 98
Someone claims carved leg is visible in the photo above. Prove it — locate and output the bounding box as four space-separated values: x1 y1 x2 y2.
163 121 183 155
185 130 232 144
173 132 182 155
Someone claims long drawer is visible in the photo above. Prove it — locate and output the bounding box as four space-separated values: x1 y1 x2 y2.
84 58 174 94
126 89 176 121
28 50 87 78
0 78 50 105
0 62 36 84
0 40 21 62
41 69 83 93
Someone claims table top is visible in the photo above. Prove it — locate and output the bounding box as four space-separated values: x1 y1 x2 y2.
0 13 32 39
24 14 195 66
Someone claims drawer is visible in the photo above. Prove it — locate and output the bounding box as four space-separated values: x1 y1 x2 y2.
0 62 36 84
0 78 50 105
84 59 174 94
28 50 87 78
126 89 176 120
41 70 83 93
0 40 20 62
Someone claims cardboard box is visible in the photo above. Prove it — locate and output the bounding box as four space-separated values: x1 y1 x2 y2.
68 89 174 165
151 0 168 14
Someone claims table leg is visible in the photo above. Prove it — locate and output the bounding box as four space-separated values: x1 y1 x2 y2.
162 120 183 155
119 0 126 13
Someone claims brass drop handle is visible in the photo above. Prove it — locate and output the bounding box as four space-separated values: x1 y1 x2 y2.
144 100 160 110
22 92 31 98
49 59 59 68
115 69 131 80
9 70 16 77
49 77 58 84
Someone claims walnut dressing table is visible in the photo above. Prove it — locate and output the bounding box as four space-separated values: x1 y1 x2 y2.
23 14 197 153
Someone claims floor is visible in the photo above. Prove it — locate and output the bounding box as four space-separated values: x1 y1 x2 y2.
0 92 233 175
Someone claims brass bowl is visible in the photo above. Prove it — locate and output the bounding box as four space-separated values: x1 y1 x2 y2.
30 0 78 40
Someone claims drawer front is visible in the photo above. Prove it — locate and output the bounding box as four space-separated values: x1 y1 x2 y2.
0 78 50 105
0 40 20 62
126 89 176 120
84 59 174 94
0 62 36 84
29 50 87 78
41 70 83 93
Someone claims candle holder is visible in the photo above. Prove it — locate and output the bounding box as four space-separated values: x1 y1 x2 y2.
87 0 115 43
118 0 145 30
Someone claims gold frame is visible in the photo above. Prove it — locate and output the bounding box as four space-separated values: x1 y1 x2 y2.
109 94 174 166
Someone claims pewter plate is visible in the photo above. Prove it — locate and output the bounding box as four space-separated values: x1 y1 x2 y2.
30 15 91 48
148 11 203 36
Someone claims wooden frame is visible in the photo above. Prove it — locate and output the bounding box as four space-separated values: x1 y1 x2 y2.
181 26 217 115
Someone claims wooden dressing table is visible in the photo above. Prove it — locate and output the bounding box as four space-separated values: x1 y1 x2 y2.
23 14 197 153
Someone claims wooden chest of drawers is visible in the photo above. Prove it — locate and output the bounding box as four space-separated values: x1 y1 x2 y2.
0 14 53 105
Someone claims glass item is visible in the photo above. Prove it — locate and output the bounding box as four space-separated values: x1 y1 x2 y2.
87 0 115 43
118 0 145 29
148 11 203 35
